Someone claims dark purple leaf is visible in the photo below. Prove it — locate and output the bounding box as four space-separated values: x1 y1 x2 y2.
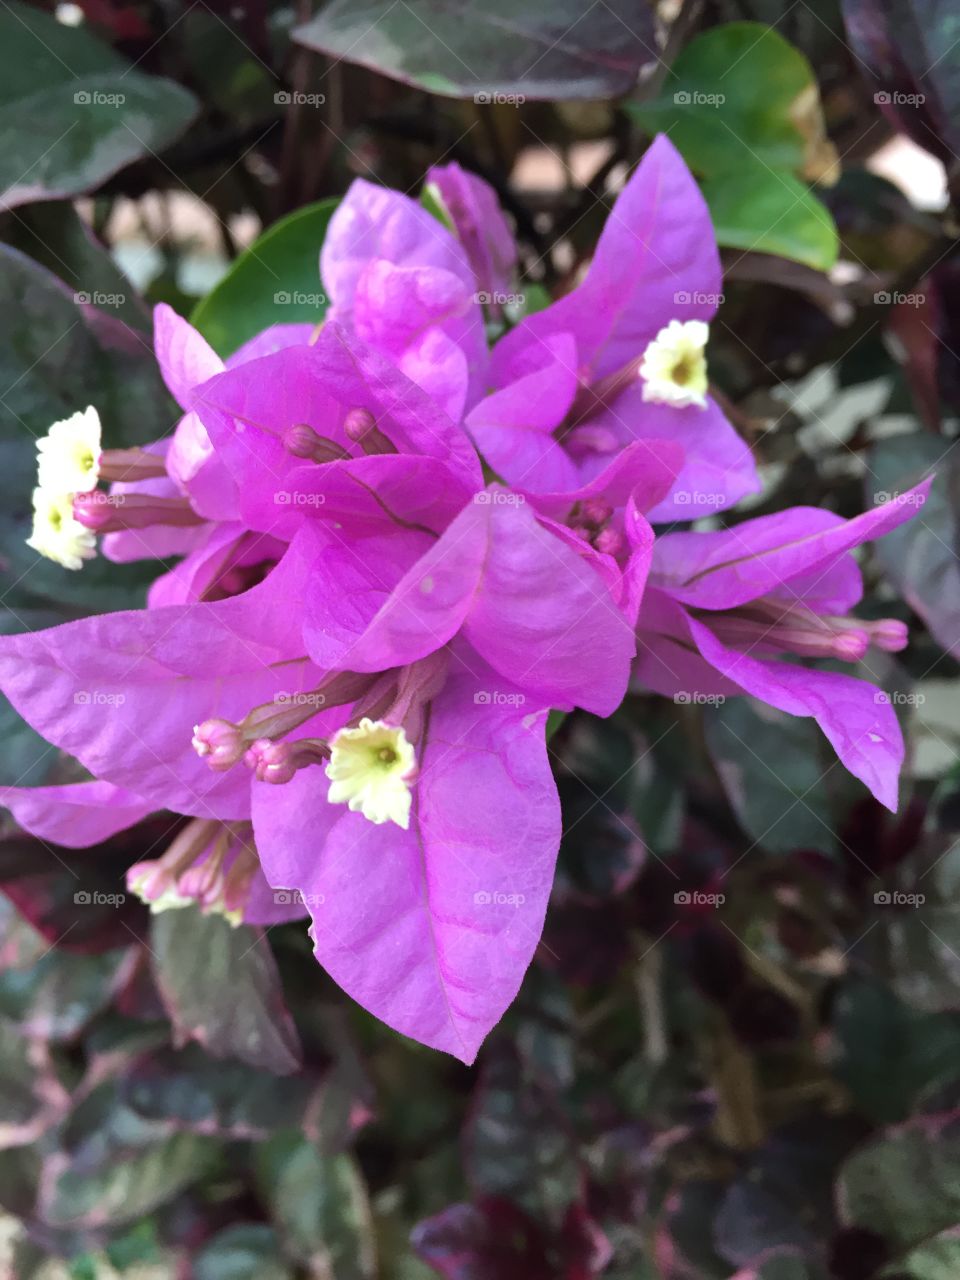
842 0 960 163
293 0 658 100
151 907 301 1075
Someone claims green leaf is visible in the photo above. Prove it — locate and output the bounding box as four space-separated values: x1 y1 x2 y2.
255 1136 376 1277
4 203 148 332
834 978 960 1123
883 842 960 1014
838 1113 960 1257
194 1225 294 1280
191 199 337 356
0 897 48 970
629 22 839 269
0 1 197 208
151 907 302 1075
703 697 849 853
0 1013 69 1147
702 167 838 271
292 0 657 100
894 1236 960 1280
420 183 456 231
0 948 133 1041
45 1131 219 1229
123 1043 342 1142
463 1051 580 1218
631 24 818 176
867 433 957 659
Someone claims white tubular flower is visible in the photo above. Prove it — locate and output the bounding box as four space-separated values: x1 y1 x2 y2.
639 319 709 409
36 405 102 493
326 718 417 829
26 487 96 571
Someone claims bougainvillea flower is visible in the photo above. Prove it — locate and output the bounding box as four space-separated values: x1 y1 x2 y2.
320 177 487 410
634 482 933 810
426 160 517 304
481 135 758 520
0 365 650 1061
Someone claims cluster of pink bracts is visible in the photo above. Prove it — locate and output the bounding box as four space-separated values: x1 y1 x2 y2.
1 136 928 1061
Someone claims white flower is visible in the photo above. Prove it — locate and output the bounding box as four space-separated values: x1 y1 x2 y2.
25 487 96 571
36 405 102 493
326 718 417 829
638 319 709 409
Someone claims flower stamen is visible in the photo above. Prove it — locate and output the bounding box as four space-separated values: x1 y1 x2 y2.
326 718 417 829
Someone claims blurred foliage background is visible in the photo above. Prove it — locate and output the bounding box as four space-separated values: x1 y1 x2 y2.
1 0 960 1276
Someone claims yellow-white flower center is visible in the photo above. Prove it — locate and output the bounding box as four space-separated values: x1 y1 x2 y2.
36 405 102 494
326 718 417 829
26 487 96 571
638 319 709 409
